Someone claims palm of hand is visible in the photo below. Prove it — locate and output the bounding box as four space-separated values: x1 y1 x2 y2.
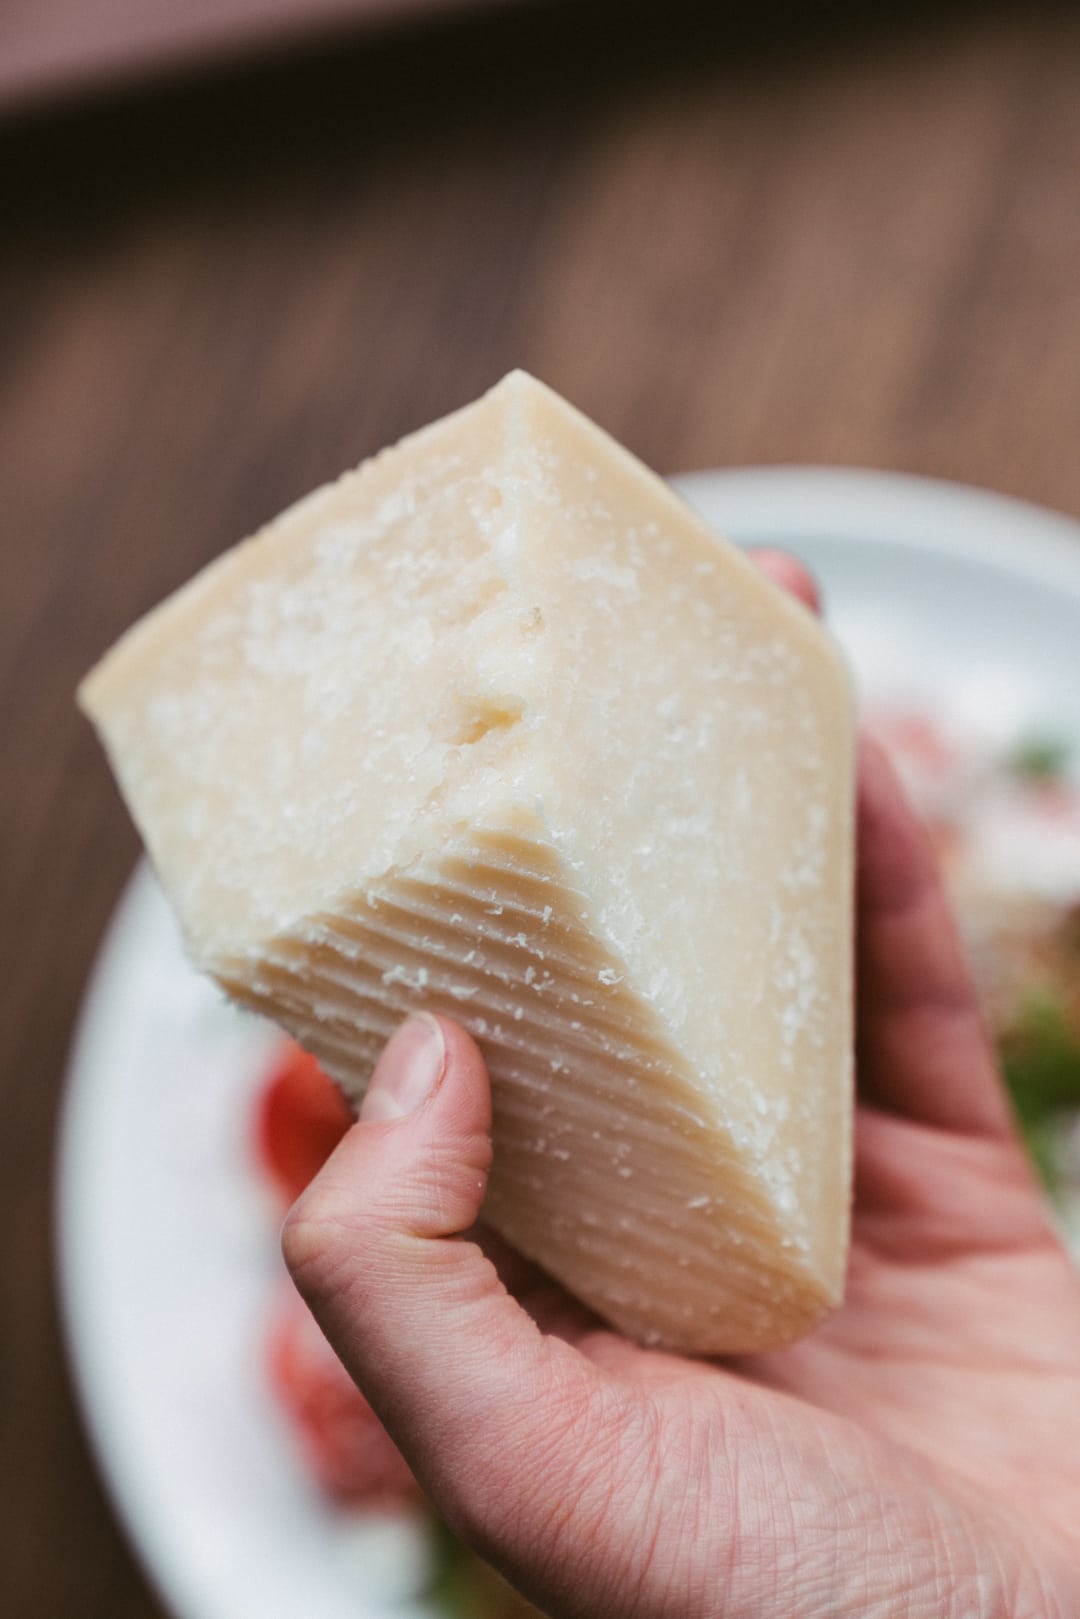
750 1103 1080 1543
568 1108 1080 1618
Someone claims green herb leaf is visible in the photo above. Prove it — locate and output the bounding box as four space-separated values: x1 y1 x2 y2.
1007 734 1073 781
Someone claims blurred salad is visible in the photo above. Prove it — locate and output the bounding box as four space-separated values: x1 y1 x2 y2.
871 705 1080 1209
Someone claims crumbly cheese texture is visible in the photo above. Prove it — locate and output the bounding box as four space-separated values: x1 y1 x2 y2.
80 371 855 1353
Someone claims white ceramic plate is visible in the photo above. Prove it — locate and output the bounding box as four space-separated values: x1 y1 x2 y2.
58 467 1080 1619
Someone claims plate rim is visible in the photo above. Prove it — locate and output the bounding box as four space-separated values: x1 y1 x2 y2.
55 864 220 1619
675 463 1080 597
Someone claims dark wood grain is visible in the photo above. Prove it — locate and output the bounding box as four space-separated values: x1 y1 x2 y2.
0 0 505 113
3 2 1080 1613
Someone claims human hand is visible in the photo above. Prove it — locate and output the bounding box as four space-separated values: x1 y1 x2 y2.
284 558 1080 1618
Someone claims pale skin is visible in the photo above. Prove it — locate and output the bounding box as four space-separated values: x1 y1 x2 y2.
284 556 1080 1618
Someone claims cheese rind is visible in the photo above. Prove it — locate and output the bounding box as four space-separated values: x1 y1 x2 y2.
80 371 854 1353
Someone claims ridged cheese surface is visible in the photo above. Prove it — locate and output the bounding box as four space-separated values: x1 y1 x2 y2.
80 371 855 1353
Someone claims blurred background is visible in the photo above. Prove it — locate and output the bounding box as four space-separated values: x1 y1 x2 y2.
4 0 1080 1614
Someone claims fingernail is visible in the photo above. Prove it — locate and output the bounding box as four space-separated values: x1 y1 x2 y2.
360 1014 446 1123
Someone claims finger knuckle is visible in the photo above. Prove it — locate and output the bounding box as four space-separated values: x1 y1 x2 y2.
280 1183 356 1300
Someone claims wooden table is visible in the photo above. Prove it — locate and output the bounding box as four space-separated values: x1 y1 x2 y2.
4 2 1080 1611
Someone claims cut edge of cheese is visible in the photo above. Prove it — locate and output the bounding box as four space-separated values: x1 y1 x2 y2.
218 813 841 1351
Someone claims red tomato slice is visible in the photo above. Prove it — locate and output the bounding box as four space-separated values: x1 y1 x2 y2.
267 1285 420 1507
255 1042 354 1205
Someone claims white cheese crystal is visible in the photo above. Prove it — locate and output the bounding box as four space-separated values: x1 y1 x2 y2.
80 371 854 1353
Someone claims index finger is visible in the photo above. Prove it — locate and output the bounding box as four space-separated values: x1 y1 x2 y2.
854 733 1015 1139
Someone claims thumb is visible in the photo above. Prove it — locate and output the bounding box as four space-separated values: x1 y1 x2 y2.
281 1015 610 1547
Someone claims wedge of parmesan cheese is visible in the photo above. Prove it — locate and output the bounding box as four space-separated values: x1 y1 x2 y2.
80 371 854 1353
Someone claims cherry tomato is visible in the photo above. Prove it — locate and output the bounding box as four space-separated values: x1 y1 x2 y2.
255 1042 354 1205
267 1285 420 1506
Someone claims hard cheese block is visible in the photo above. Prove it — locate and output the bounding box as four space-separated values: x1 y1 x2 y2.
80 371 854 1354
